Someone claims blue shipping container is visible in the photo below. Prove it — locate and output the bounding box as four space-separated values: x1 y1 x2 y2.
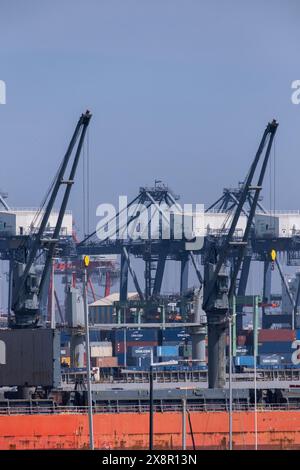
130 346 153 358
296 330 300 340
115 329 158 342
258 342 292 354
161 328 190 342
235 355 255 367
89 305 114 324
259 354 282 366
134 356 152 369
157 345 179 357
236 346 249 356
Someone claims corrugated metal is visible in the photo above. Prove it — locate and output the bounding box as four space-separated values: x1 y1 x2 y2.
130 346 153 358
114 341 157 355
258 341 293 354
259 354 282 365
91 356 118 368
234 355 254 367
160 328 190 343
90 346 113 358
157 345 179 357
90 341 112 358
89 305 114 324
0 329 60 387
258 329 295 342
115 329 158 342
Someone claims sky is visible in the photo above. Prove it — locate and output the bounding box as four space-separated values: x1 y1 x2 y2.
0 0 300 306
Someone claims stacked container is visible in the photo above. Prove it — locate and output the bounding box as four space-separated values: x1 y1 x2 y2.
114 329 158 367
90 341 118 368
257 329 296 366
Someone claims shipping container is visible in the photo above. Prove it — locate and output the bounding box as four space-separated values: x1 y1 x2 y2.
113 340 157 355
89 330 103 342
0 329 60 387
258 341 293 354
258 329 295 343
259 354 282 366
91 356 118 368
116 352 125 366
157 345 179 357
236 346 249 356
130 346 153 358
237 335 246 347
60 331 70 346
296 330 300 341
234 355 255 367
90 341 113 358
89 305 115 324
135 356 152 369
115 329 158 342
160 328 190 343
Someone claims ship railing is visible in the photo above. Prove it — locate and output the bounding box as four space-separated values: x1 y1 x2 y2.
1 402 300 415
61 368 300 385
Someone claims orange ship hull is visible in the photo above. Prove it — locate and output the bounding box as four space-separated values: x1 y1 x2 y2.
1 411 300 450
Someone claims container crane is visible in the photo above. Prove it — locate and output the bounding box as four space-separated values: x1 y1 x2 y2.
203 120 278 388
11 110 92 328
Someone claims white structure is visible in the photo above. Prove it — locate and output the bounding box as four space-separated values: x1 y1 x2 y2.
203 211 300 239
89 292 138 308
152 209 300 240
0 209 73 236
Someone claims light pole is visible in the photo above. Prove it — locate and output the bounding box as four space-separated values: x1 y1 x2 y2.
149 351 178 450
83 255 94 450
253 295 259 451
182 398 187 450
229 296 236 451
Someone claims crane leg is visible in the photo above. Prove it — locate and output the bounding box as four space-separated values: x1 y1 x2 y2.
207 314 227 388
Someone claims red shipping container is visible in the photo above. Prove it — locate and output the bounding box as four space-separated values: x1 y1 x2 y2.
258 329 295 343
237 335 246 347
92 357 118 368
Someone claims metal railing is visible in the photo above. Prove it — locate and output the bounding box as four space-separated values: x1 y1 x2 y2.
61 368 300 385
1 402 300 416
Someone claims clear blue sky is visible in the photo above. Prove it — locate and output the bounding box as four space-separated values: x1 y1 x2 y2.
0 0 299 239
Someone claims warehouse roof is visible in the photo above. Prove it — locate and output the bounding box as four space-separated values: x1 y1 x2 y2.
89 292 139 307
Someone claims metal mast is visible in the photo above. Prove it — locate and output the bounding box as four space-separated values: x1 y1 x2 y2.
203 120 278 388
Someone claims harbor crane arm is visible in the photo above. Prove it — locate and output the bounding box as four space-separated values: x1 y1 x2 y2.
12 110 92 327
203 120 278 388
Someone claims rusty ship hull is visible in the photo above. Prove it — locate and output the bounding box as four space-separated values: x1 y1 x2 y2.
1 410 300 450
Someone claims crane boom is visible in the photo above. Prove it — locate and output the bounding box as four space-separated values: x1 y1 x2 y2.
203 120 278 388
11 110 92 328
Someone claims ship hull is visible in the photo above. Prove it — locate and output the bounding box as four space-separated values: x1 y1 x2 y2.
1 410 300 450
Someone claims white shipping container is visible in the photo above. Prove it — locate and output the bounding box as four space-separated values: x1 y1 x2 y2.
90 342 113 358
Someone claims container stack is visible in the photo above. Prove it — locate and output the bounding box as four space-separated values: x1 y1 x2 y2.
90 341 118 368
258 329 296 366
114 329 158 367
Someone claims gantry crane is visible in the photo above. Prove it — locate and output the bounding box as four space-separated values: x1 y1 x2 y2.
203 120 278 388
11 111 92 328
